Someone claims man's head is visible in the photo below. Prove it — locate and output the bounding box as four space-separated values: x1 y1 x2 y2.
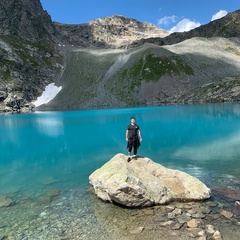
130 117 136 124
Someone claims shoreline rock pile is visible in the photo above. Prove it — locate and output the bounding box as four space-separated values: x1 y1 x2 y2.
0 186 239 239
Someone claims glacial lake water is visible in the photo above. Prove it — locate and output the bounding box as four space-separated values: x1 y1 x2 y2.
1 103 240 193
0 103 240 239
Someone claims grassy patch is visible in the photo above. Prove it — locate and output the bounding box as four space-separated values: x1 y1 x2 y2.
105 52 194 104
120 53 193 89
2 68 11 80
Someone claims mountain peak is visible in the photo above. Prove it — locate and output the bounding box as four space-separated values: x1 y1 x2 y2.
0 0 57 40
55 14 169 48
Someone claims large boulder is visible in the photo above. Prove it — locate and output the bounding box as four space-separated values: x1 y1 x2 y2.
89 153 211 207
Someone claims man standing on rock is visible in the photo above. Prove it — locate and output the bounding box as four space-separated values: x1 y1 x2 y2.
126 117 142 161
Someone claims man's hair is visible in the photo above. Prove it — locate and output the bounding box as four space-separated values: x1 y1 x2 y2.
131 117 136 120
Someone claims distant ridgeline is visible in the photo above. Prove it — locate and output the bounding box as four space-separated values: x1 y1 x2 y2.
0 0 240 113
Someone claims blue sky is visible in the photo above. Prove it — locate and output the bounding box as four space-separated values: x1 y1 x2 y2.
40 0 240 33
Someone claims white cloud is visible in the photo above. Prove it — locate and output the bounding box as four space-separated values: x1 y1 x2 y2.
157 15 177 26
158 10 227 33
169 18 201 33
211 10 228 21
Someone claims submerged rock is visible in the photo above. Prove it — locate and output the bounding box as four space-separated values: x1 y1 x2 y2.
47 189 61 197
89 153 211 207
0 196 14 207
39 176 58 185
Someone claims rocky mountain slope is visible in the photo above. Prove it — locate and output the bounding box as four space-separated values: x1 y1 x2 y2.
37 37 240 111
54 15 169 48
0 0 240 113
0 0 59 40
0 0 63 113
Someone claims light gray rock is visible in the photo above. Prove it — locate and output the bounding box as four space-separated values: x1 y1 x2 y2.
89 153 211 207
211 230 223 240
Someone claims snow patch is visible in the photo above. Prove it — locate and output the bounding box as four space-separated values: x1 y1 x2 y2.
33 83 62 107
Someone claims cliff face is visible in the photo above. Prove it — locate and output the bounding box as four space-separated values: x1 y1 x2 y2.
0 0 63 113
0 0 58 40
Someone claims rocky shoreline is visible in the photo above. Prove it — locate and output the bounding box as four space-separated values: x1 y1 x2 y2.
1 75 240 115
0 184 239 240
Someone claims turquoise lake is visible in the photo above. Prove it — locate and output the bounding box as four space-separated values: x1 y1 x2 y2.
1 103 240 200
1 103 240 239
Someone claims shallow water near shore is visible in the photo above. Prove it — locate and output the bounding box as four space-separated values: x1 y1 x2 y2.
0 103 240 239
